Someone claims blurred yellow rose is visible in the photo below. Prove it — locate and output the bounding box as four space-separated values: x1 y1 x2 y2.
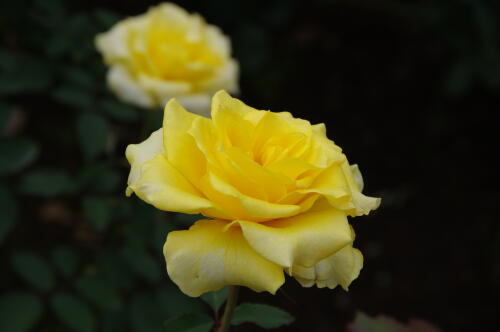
126 91 380 296
95 3 238 116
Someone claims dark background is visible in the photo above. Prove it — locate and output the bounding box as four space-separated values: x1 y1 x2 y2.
1 0 499 331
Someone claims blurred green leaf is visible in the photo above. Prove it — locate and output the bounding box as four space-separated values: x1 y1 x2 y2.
0 291 43 332
201 287 229 312
94 9 121 29
77 113 110 161
0 185 17 243
231 303 294 328
157 286 206 317
19 169 73 197
98 250 136 290
0 102 13 132
31 0 66 28
75 275 122 312
51 293 96 332
162 313 212 332
120 247 161 283
151 220 176 252
175 213 203 226
129 293 164 332
82 196 112 231
0 137 39 176
444 60 472 96
102 312 127 332
76 162 121 194
50 246 80 278
52 86 92 110
61 66 94 89
11 251 55 291
0 55 52 96
100 99 140 122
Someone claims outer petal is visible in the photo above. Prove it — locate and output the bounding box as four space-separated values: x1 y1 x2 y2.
137 73 191 103
289 245 363 291
341 162 381 216
107 65 154 108
164 219 285 297
234 200 353 268
130 154 212 213
297 159 381 216
125 128 164 196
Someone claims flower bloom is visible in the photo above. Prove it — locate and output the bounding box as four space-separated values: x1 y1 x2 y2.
126 91 380 296
95 3 238 116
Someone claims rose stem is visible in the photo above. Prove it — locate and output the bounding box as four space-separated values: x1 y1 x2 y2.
217 286 240 332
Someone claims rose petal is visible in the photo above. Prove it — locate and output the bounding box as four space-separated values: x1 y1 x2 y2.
163 99 207 186
164 219 285 297
125 128 164 196
289 244 363 290
234 200 353 268
106 65 154 108
131 154 212 213
199 171 301 222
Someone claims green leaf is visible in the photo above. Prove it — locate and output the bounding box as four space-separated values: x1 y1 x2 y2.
0 291 43 332
52 86 92 110
75 275 122 312
0 137 39 176
156 286 206 317
0 102 13 132
100 99 140 122
82 196 112 232
162 313 213 332
51 293 96 332
77 113 109 161
18 169 72 197
11 251 55 291
50 246 80 278
201 287 229 312
60 66 94 89
102 312 127 332
0 55 52 96
129 293 164 332
120 247 161 283
76 162 121 194
98 250 136 290
0 185 17 243
174 213 203 226
94 9 121 28
231 303 294 328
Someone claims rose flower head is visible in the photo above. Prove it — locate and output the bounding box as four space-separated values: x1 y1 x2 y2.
95 3 238 116
126 91 380 296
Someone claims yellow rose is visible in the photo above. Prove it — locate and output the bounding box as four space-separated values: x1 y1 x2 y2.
95 3 238 116
126 91 380 296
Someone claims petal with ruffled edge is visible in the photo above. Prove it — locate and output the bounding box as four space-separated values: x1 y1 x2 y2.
297 159 380 216
130 154 213 213
232 200 353 268
125 128 164 196
164 219 285 297
289 245 363 290
341 162 381 216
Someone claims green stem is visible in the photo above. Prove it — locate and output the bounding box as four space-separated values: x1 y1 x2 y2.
217 286 239 332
